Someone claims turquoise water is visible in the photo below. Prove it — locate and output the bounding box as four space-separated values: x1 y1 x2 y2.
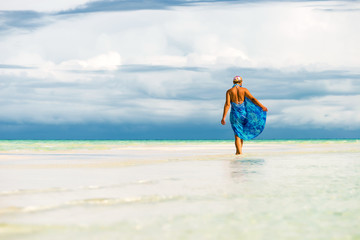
0 139 357 151
0 140 359 239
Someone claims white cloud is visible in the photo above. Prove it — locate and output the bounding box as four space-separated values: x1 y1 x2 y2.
0 1 359 130
1 1 359 69
266 95 360 129
0 0 96 12
0 52 121 81
59 51 122 71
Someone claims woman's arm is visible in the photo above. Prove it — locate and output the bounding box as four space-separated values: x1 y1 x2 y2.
221 91 231 125
245 89 268 112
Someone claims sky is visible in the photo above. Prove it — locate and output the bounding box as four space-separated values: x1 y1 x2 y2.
0 0 359 139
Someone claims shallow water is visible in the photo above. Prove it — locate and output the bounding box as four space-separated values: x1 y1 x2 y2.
0 140 359 239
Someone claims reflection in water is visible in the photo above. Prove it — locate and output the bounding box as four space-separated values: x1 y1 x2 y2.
229 158 264 181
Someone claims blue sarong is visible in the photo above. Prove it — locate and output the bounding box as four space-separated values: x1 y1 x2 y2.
230 97 267 140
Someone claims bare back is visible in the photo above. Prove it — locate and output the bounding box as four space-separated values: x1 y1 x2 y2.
224 85 265 111
228 86 246 104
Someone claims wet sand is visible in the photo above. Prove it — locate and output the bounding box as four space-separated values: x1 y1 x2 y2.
0 140 359 239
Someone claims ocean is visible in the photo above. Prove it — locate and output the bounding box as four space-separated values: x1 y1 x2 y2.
0 139 359 239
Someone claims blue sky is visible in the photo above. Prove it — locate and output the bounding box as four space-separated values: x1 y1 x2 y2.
0 0 359 139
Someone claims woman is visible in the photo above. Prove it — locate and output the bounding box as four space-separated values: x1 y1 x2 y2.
221 76 268 155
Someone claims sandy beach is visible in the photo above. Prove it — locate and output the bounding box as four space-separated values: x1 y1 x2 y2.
0 140 359 239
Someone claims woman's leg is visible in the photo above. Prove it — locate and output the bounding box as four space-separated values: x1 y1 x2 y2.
235 135 243 155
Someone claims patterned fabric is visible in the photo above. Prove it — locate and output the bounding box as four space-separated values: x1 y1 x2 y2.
230 86 267 140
